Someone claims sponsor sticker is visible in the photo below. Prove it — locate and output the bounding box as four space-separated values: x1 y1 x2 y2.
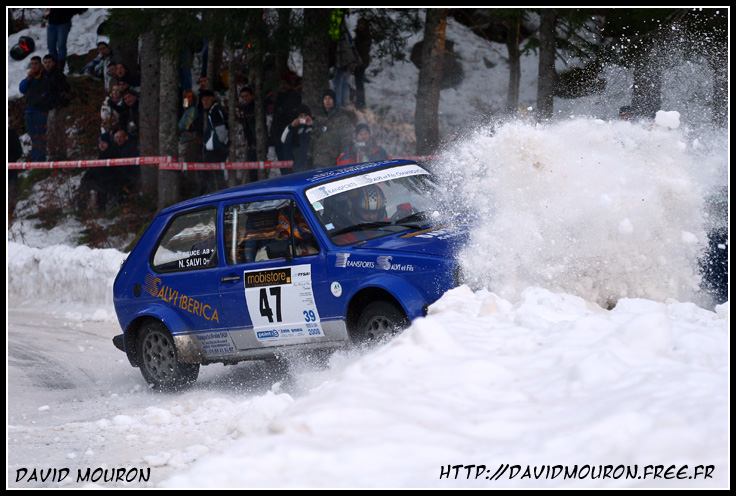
242 264 325 342
306 164 429 204
142 274 220 323
331 281 343 297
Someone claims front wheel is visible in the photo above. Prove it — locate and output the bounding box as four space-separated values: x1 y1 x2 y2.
136 321 199 391
352 300 410 346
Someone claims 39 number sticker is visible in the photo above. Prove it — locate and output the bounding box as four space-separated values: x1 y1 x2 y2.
242 265 324 342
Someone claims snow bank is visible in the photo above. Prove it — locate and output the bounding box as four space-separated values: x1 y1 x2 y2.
161 286 729 488
7 241 127 307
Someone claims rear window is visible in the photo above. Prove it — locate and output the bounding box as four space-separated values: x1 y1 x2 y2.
151 208 218 272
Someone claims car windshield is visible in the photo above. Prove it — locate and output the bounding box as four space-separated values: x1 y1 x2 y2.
305 163 448 245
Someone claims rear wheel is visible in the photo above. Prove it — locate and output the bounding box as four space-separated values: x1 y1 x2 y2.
352 300 410 346
136 321 199 391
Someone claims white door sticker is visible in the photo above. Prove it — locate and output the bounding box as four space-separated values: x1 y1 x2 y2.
242 264 324 342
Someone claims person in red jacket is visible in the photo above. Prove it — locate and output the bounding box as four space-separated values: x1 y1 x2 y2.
336 123 388 165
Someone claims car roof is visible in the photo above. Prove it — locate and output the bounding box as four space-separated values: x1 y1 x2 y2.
159 159 420 216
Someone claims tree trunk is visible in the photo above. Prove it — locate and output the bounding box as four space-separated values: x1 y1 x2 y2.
227 41 239 187
249 36 269 181
302 9 332 116
206 36 222 91
158 47 180 210
138 30 160 197
415 8 447 156
536 9 556 121
274 9 292 78
505 11 522 115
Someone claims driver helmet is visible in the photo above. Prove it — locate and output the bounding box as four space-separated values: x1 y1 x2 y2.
278 209 306 240
350 184 386 223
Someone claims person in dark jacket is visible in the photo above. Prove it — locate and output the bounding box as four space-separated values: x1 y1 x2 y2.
19 56 52 162
238 86 258 182
76 132 121 211
200 89 229 193
178 89 202 162
269 74 302 161
281 104 313 174
308 89 354 168
112 129 140 202
336 123 388 165
43 54 73 160
118 89 140 144
43 54 72 109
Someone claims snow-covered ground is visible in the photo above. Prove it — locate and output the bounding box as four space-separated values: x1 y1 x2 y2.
7 8 729 489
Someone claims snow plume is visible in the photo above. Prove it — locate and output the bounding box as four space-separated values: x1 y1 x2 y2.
435 116 712 308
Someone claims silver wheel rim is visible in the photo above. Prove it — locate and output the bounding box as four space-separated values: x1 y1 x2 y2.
364 315 396 340
142 329 176 382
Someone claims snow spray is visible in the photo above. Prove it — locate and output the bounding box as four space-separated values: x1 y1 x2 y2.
433 115 726 308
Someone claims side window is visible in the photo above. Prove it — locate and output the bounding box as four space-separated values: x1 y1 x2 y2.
152 208 218 272
224 200 319 265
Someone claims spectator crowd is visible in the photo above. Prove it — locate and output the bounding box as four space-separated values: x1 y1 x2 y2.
12 10 394 212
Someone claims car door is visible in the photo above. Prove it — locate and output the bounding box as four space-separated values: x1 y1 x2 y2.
148 206 224 333
216 196 336 351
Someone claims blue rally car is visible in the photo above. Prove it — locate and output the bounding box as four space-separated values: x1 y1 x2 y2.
113 160 470 390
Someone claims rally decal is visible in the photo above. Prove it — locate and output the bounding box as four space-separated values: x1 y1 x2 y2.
142 274 220 323
334 253 374 269
306 164 429 204
242 264 324 342
376 255 415 272
399 223 464 240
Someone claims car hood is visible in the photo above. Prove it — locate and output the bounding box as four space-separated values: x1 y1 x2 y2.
354 222 471 258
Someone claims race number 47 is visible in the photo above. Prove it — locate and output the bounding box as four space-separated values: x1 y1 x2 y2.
259 287 282 323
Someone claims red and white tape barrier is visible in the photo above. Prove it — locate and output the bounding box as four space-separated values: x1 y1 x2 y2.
10 156 438 171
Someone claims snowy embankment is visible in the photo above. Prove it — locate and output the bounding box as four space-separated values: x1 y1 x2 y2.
7 241 126 309
163 287 729 488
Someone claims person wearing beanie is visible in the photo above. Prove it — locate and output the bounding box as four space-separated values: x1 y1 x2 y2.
282 104 314 174
336 122 388 165
308 88 355 168
97 131 117 159
323 88 337 102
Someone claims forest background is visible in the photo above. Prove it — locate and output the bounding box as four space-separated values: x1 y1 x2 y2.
7 8 728 249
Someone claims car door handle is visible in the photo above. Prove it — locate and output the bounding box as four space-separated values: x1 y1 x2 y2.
220 276 242 283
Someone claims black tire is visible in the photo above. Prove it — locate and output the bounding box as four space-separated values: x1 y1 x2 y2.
352 300 410 346
136 321 199 391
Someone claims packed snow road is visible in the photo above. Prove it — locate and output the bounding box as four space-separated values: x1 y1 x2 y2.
7 301 328 488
